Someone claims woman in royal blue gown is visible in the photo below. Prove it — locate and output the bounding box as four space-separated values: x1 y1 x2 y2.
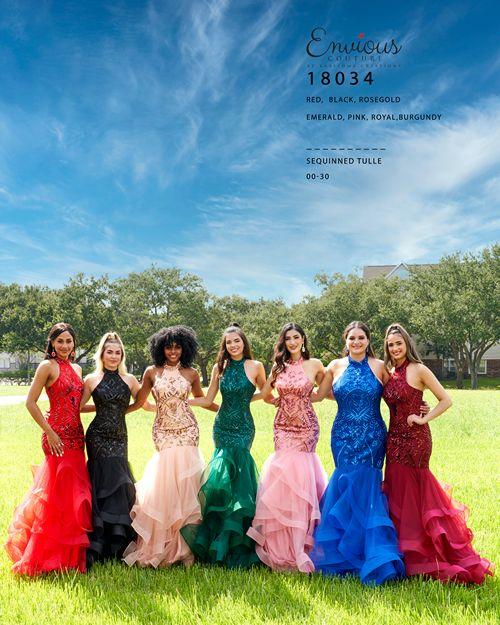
311 321 405 585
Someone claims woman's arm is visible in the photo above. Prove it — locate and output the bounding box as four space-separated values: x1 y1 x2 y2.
190 370 219 412
80 375 97 413
251 373 277 403
128 374 156 412
25 360 63 456
311 362 334 402
407 365 452 426
189 364 220 408
126 368 154 414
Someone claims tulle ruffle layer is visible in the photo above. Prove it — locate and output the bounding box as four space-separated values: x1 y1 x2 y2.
384 463 493 584
4 450 92 575
87 456 136 562
248 449 327 572
181 446 260 568
311 464 405 585
123 445 204 568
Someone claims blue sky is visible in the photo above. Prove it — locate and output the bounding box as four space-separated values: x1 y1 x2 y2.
0 0 499 302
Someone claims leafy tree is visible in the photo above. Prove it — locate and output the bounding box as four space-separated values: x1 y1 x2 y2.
56 274 115 363
408 246 500 389
0 284 57 379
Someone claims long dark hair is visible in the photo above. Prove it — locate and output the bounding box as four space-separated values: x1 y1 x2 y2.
44 322 77 360
384 323 422 367
216 323 253 376
342 320 376 358
271 322 310 385
149 325 199 368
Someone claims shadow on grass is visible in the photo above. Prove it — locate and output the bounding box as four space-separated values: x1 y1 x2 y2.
17 559 498 625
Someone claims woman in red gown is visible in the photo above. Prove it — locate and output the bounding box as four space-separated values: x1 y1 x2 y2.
383 323 493 584
4 323 92 575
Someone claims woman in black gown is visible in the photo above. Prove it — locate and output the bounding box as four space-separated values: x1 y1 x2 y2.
80 332 153 565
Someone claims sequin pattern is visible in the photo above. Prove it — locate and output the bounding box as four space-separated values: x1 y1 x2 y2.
86 369 131 459
274 359 319 452
43 358 84 453
213 359 256 449
331 355 386 469
152 364 199 450
383 359 431 468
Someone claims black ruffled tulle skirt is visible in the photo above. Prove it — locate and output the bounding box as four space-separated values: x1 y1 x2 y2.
87 456 136 562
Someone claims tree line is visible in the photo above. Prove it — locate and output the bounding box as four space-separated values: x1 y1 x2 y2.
0 245 498 389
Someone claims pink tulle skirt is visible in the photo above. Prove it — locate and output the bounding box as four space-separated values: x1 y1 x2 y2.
4 450 92 575
123 445 204 568
247 449 327 572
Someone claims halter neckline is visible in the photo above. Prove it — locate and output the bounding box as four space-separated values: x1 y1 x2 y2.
348 354 369 366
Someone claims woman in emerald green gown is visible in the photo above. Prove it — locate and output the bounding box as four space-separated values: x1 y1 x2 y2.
181 323 266 567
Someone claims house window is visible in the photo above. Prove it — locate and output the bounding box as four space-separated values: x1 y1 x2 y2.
469 360 487 375
447 359 487 375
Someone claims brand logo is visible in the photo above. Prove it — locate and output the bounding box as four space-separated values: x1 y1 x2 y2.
306 27 402 57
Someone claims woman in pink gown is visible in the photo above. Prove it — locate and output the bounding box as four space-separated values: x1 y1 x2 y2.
123 325 216 567
248 323 327 572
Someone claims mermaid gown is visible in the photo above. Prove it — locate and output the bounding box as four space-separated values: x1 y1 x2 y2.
181 357 260 567
123 364 204 567
383 359 493 584
311 355 404 584
86 368 136 562
248 359 327 572
4 358 92 575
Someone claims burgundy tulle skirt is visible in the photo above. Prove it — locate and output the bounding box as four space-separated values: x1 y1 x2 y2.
4 450 92 575
384 463 493 584
247 449 327 572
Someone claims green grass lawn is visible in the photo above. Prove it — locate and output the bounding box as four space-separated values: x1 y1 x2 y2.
1 388 499 625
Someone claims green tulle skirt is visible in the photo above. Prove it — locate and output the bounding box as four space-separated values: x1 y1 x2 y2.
181 447 260 568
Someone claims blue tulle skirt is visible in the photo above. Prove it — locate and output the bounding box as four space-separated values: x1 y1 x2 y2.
311 464 405 585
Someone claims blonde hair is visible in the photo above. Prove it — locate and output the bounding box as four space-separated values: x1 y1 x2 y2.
384 323 423 367
92 332 128 375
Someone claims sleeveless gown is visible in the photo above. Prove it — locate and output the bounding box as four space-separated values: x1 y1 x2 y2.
86 368 136 562
123 364 204 567
4 358 92 575
383 359 493 584
181 358 260 567
311 355 404 584
248 359 327 572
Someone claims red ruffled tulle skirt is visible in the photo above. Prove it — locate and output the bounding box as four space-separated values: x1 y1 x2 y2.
384 463 493 584
4 450 92 575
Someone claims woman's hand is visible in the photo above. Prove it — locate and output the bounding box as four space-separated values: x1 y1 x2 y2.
46 429 64 456
407 413 428 427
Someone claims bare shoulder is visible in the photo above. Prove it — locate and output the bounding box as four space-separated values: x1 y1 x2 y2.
37 359 53 372
71 363 83 376
328 357 346 370
183 367 199 381
84 371 99 383
123 372 139 384
308 357 324 368
368 357 385 367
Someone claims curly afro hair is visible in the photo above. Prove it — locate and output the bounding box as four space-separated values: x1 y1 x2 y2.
149 325 199 368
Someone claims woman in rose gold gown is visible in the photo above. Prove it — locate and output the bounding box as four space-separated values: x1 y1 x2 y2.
123 326 215 568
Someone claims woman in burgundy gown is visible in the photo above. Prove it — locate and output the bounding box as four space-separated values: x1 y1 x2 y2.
4 322 92 575
383 323 493 584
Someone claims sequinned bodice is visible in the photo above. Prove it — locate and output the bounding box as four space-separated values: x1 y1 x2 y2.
383 360 431 468
44 358 84 453
151 364 199 450
274 359 319 452
87 369 131 459
213 358 255 449
331 355 386 469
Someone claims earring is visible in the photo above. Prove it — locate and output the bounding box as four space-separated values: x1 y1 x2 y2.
51 350 56 358
70 350 75 358
301 345 305 353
